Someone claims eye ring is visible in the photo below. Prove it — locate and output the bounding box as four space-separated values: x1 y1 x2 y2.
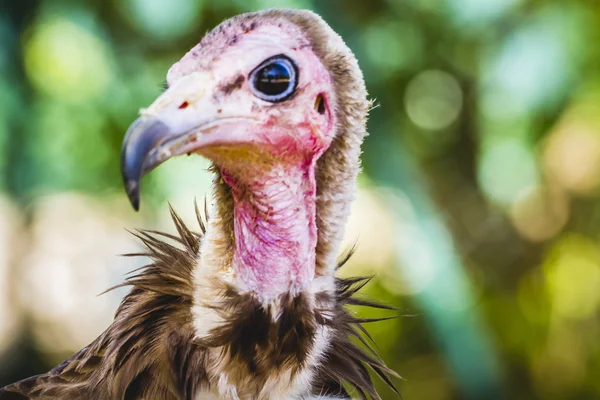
250 55 298 102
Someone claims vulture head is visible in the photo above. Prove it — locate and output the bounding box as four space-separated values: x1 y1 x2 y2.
122 9 368 301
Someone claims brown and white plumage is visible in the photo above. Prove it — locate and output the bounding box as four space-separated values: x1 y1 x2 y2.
0 9 399 400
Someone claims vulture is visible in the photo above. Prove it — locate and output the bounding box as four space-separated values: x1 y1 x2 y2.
1 9 399 400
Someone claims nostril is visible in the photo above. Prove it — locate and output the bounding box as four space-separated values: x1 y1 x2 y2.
178 101 189 109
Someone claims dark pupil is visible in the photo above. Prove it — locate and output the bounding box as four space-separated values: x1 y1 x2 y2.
255 62 291 96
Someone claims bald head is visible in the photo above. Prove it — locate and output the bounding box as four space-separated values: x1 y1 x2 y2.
121 9 368 278
122 10 348 206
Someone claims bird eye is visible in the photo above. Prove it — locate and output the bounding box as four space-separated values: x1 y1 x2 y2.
250 55 297 102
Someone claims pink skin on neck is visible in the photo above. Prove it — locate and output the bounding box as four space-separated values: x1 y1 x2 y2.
221 152 319 300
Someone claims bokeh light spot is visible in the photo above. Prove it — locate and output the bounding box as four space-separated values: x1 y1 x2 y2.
123 0 203 41
405 70 463 130
509 185 569 242
543 111 600 195
543 234 600 319
24 17 113 101
361 20 423 79
480 14 572 118
478 137 539 205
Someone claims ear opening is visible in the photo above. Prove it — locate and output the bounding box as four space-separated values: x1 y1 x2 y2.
315 94 326 114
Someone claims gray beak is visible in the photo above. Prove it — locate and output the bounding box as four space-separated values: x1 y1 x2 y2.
120 71 254 210
121 116 172 211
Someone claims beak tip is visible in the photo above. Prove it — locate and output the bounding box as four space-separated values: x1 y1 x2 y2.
125 180 141 211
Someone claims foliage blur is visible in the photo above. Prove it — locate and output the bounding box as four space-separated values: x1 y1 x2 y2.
1 0 600 399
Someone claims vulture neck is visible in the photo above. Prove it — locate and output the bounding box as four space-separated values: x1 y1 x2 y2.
199 153 321 303
223 159 318 300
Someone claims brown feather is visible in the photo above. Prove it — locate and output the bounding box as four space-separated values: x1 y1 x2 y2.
0 207 398 399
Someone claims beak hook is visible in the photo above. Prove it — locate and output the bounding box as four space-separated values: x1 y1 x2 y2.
121 116 171 211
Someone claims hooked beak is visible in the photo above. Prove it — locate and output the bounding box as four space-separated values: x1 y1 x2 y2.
121 72 253 210
121 116 171 211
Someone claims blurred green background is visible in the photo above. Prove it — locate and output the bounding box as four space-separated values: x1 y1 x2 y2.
1 0 600 399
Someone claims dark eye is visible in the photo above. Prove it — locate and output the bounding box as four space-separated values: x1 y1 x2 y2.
250 55 297 102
